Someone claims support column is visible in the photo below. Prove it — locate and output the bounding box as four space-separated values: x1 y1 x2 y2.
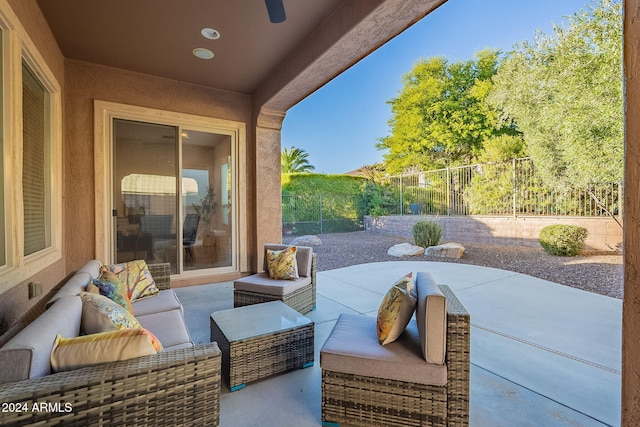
623 1 640 425
253 108 286 272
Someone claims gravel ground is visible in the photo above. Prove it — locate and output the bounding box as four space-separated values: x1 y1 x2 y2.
283 231 623 299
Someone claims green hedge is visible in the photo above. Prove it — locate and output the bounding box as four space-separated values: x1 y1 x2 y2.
282 173 366 195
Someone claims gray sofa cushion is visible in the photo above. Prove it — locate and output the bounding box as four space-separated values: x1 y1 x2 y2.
0 295 82 384
415 272 447 365
136 309 193 350
132 289 183 316
77 259 102 279
46 272 90 308
320 313 447 386
234 273 312 296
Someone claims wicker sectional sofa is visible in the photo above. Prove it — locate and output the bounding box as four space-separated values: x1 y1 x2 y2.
0 260 221 426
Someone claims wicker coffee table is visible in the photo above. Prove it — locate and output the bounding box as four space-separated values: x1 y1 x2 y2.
210 300 314 391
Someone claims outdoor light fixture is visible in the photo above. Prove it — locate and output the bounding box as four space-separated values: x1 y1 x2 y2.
193 48 214 59
201 27 220 40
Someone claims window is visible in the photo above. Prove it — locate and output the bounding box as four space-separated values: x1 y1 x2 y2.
22 62 51 256
0 8 62 294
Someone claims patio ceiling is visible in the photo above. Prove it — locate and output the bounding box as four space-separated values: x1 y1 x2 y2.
36 0 345 94
36 0 448 106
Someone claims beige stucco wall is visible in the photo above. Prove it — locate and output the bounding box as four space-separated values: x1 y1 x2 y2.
64 60 254 278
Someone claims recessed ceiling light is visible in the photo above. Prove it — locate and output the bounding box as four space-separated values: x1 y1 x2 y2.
201 28 221 40
193 48 214 60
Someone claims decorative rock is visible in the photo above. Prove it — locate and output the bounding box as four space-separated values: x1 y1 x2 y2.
425 242 465 259
289 235 323 246
387 243 425 257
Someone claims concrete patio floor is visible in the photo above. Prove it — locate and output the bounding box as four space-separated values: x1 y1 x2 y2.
174 261 622 427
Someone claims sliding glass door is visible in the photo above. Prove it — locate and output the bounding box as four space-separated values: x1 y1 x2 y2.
112 119 234 274
182 129 232 270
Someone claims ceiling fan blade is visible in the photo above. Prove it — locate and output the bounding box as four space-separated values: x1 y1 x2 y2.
265 0 286 23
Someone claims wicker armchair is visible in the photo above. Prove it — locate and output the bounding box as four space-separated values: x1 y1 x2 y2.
234 244 317 314
321 285 470 427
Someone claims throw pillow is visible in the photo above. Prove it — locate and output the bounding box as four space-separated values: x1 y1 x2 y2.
102 260 159 302
91 270 134 314
79 292 141 334
266 246 299 280
376 273 417 345
51 328 162 373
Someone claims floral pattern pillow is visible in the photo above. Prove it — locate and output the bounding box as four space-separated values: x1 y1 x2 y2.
102 260 159 302
79 292 142 335
266 246 299 280
91 270 134 314
376 273 417 345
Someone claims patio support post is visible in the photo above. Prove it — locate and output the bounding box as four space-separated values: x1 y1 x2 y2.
254 108 286 272
623 0 640 424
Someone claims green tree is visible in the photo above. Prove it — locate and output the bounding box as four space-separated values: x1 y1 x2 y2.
464 135 529 215
377 49 515 174
281 146 315 173
489 0 623 189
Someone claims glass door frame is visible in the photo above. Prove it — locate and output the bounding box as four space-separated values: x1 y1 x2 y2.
94 100 247 277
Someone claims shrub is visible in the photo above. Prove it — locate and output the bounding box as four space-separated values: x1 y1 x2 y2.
539 224 588 256
413 220 443 247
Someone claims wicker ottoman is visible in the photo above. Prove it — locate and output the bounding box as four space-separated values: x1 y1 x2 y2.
210 301 314 391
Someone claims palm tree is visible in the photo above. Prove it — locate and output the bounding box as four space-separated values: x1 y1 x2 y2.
281 146 315 173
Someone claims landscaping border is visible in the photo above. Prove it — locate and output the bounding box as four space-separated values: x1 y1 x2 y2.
365 215 622 252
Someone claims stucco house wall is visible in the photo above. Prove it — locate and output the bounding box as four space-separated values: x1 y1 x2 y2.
63 59 254 277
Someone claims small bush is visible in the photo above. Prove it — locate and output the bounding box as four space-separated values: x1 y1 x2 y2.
413 220 443 247
539 224 588 256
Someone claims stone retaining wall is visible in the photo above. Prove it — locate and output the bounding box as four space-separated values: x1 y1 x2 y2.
365 215 622 252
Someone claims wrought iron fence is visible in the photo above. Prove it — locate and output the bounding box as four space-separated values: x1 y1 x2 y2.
282 193 365 235
379 158 622 218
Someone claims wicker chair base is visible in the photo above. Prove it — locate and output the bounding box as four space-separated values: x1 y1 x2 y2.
234 281 315 314
322 370 448 427
211 315 314 390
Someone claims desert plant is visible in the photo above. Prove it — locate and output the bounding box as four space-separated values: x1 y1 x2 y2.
413 220 443 247
539 224 588 256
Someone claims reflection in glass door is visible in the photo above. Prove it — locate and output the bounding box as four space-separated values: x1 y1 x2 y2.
113 119 178 272
182 130 232 270
112 119 234 274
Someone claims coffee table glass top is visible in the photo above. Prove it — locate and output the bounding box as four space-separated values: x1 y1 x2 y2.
211 301 312 342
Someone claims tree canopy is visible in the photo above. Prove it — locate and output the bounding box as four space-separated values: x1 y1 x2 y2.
489 0 623 188
377 49 516 174
281 146 315 174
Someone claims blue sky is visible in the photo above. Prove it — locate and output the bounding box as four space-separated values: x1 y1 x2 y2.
281 0 592 174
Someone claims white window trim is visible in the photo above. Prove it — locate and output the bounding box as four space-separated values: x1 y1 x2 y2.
94 100 248 276
0 1 62 294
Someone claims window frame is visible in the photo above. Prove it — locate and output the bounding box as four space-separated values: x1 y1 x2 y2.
0 4 62 294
